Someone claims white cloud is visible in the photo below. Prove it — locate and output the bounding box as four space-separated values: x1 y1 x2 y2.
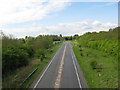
0 0 71 25
2 20 117 38
0 0 118 26
92 20 102 26
70 0 118 2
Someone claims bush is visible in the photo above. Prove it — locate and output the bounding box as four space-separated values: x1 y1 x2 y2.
80 53 83 56
91 61 97 70
79 48 83 51
91 61 103 72
48 49 53 53
2 45 29 75
19 44 34 57
96 64 103 72
35 49 46 61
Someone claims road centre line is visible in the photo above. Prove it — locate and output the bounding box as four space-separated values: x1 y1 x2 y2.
54 44 67 88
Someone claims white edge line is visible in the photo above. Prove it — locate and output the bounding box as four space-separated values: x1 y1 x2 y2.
33 45 62 89
70 45 82 89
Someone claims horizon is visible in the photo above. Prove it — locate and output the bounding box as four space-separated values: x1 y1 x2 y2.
2 27 116 39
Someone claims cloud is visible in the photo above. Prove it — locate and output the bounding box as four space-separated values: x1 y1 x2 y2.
2 20 117 38
70 0 118 2
0 0 71 25
92 20 102 26
92 2 117 8
0 0 118 26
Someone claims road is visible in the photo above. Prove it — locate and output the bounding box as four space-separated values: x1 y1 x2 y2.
30 42 88 89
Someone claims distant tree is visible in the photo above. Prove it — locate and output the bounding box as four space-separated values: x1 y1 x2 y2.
25 36 28 39
19 38 25 43
60 34 62 37
92 32 97 34
109 28 113 31
84 32 91 35
64 36 72 40
73 34 79 40
74 34 79 36
99 31 107 33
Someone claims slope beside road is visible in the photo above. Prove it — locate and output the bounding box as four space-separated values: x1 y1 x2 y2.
30 42 88 88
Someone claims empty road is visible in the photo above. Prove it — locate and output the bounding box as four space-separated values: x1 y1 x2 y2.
30 42 88 89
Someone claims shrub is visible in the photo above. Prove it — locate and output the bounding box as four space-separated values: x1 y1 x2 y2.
19 44 34 57
35 49 46 61
91 61 97 70
91 61 103 72
96 64 103 72
79 48 83 51
80 53 83 56
78 45 81 48
2 45 29 75
48 49 53 53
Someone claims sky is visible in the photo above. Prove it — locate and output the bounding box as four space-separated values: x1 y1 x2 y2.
0 0 118 38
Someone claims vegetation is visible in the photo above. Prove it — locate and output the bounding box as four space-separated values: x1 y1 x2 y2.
2 26 119 88
72 27 118 88
2 33 63 88
77 27 118 56
2 42 62 88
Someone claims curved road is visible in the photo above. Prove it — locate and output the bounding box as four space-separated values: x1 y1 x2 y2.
30 42 88 89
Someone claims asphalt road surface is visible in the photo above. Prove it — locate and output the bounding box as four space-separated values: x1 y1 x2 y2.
30 42 88 89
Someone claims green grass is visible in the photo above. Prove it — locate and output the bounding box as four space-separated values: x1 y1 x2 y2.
72 44 118 88
3 43 62 88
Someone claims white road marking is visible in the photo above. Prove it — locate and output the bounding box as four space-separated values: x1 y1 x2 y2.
54 44 67 88
33 45 63 89
70 45 82 88
33 43 82 89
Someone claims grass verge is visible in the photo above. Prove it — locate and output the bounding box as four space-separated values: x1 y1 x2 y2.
72 43 118 88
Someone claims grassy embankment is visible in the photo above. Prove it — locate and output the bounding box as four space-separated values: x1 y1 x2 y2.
72 27 118 88
3 42 62 88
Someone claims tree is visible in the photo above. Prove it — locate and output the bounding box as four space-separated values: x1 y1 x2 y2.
35 49 46 61
60 34 62 37
73 34 79 40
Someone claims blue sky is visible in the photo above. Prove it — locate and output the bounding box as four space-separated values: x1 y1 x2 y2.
54 2 117 22
0 1 118 38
